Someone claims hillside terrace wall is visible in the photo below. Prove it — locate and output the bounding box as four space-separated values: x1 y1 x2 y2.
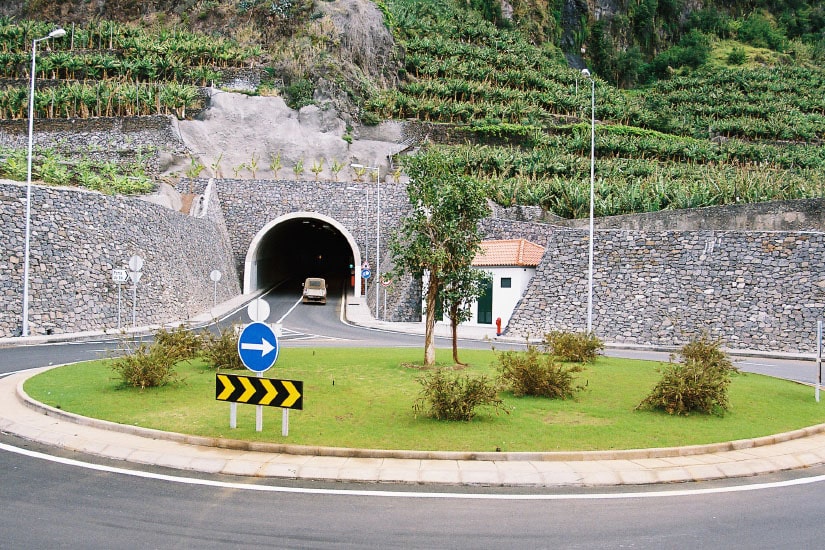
505 228 825 353
0 115 186 174
0 180 239 337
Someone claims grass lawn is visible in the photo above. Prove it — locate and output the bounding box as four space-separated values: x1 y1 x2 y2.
24 347 825 453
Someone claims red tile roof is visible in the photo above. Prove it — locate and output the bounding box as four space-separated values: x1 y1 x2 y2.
473 239 544 267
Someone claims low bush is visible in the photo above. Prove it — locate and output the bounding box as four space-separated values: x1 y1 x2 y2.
496 346 585 398
154 324 202 364
636 336 739 416
544 331 604 363
200 325 245 370
111 342 180 389
413 369 507 421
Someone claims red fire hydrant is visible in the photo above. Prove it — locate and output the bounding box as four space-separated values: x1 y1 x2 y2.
495 317 502 336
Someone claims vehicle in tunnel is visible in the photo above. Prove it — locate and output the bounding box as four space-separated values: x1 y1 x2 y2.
302 277 327 304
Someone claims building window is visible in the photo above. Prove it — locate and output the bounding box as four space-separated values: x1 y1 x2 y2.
501 277 512 288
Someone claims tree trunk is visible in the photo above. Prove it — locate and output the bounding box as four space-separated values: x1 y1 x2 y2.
424 275 439 368
449 305 463 365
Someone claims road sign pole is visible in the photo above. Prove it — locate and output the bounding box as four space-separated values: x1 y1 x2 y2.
230 402 237 429
816 320 822 403
256 371 263 432
282 409 289 437
117 282 122 330
131 282 137 328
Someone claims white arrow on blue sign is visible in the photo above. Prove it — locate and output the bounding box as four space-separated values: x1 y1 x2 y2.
237 322 279 373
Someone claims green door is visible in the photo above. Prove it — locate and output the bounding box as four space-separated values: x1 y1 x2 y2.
477 278 493 324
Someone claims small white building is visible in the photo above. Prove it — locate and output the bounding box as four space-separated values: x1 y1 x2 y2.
429 239 544 330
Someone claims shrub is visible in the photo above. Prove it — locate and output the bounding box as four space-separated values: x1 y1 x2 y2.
636 336 739 416
496 346 585 399
727 46 747 65
544 331 604 363
200 325 245 370
154 324 202 364
413 369 507 421
111 342 180 389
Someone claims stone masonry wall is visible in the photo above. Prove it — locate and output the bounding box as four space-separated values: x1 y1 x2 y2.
506 228 825 353
0 115 186 175
0 180 239 337
210 178 414 321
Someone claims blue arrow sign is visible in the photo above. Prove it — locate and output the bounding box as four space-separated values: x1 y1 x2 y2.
362 268 372 279
237 322 279 373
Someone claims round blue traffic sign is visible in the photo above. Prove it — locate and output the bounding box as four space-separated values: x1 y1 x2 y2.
362 268 372 279
237 322 279 372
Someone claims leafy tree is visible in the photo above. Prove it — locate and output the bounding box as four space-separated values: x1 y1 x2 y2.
442 266 489 365
389 146 490 368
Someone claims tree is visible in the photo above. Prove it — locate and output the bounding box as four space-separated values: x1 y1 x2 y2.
442 265 489 365
389 147 490 367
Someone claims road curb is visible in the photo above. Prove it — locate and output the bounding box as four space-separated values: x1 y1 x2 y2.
16 364 825 463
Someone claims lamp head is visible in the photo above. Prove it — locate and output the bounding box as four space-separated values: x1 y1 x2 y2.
48 28 67 39
581 68 591 78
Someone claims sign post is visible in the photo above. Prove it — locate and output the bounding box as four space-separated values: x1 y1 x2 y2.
128 255 143 328
817 320 822 403
210 269 221 308
112 268 127 329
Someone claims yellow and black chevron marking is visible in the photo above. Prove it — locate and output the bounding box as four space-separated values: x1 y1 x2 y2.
215 373 303 410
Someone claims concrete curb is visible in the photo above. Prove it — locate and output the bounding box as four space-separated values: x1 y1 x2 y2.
16 364 825 463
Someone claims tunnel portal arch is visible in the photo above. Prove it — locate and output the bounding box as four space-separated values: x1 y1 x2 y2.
243 212 362 296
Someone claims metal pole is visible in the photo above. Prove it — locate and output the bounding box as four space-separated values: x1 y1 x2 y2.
131 282 137 328
117 282 122 330
375 167 380 319
583 69 595 335
282 408 289 437
256 371 263 432
816 320 822 402
22 38 39 337
22 29 65 338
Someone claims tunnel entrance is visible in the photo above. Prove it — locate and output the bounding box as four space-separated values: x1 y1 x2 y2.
243 212 362 297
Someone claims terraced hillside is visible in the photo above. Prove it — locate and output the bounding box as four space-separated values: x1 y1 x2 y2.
0 0 823 217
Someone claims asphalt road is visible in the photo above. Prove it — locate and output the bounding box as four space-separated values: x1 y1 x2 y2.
2 286 825 548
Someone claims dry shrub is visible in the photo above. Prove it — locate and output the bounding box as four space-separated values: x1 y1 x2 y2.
544 331 604 363
497 346 585 399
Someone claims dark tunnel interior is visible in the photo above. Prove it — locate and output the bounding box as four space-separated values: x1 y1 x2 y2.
251 217 355 293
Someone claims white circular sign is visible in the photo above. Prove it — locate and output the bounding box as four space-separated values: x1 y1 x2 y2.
210 269 222 282
246 298 270 322
128 255 144 272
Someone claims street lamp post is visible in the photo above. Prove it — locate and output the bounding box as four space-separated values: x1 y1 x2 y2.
582 68 595 334
22 27 66 337
351 163 380 318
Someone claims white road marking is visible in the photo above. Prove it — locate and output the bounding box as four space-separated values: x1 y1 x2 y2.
2 441 824 500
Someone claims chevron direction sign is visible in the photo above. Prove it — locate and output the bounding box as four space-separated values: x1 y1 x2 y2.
216 373 303 410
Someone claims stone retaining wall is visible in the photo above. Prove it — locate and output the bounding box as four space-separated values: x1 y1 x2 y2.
506 228 825 353
0 180 239 337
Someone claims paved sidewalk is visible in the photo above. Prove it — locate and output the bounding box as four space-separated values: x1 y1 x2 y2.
2 294 825 487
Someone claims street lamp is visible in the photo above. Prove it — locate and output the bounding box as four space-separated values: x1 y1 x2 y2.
582 68 595 334
22 27 66 337
351 163 380 318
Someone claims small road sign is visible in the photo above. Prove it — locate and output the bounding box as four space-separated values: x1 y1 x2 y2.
246 298 270 322
112 269 128 283
237 322 279 372
216 373 303 409
361 268 372 279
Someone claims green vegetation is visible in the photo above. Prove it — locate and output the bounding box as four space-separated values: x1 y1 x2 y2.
23 347 825 452
1 2 823 211
496 346 585 399
413 368 506 421
637 337 740 416
368 0 824 217
544 331 604 363
0 146 154 194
